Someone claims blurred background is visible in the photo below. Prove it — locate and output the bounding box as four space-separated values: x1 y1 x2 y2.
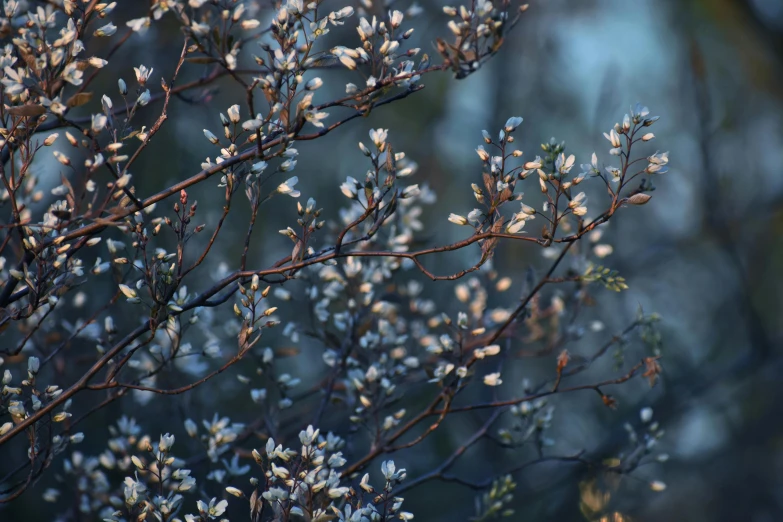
4 0 783 520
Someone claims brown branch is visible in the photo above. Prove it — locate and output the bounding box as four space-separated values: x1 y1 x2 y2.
88 352 245 395
437 359 647 416
0 321 151 446
123 39 190 173
393 409 504 494
340 393 446 478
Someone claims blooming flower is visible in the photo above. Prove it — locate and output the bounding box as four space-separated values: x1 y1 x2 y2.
555 153 575 174
277 177 301 198
504 116 523 132
133 65 154 85
604 128 621 148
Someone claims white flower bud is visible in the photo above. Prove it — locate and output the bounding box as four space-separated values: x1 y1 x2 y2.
227 104 241 123
203 129 219 144
448 213 468 226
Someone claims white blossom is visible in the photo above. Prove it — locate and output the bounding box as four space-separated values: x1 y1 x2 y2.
448 213 469 226
277 177 301 198
483 372 503 386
